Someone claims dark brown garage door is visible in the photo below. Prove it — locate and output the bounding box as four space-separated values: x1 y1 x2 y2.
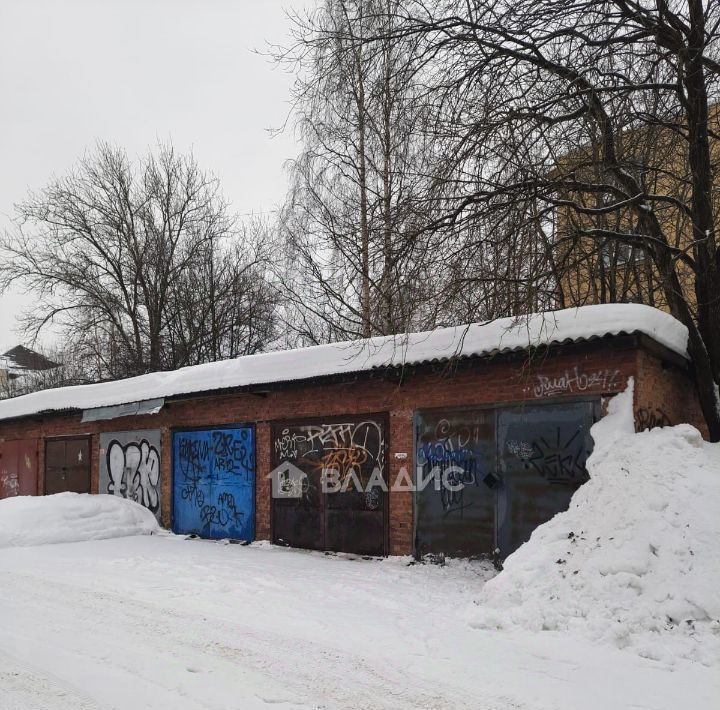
45 437 91 495
271 416 388 556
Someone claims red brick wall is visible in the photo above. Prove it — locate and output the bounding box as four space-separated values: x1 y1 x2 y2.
633 348 706 437
0 338 702 554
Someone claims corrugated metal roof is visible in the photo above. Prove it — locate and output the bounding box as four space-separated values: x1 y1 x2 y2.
0 304 689 423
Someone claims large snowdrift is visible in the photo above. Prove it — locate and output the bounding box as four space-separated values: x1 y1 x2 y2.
0 303 687 422
0 493 159 548
470 381 720 666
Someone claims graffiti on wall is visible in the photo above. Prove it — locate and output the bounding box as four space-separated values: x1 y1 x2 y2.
635 407 672 431
99 430 161 519
173 427 254 540
533 367 620 398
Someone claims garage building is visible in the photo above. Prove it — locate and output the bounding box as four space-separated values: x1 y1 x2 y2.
0 304 703 558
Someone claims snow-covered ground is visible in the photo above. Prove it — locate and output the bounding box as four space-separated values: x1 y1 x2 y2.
0 534 715 710
1 382 718 709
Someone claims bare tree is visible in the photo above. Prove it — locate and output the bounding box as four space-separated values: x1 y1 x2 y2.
165 221 279 366
275 0 444 342
352 0 720 439
1 142 278 379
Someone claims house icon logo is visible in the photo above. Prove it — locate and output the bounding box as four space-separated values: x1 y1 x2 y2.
268 461 308 499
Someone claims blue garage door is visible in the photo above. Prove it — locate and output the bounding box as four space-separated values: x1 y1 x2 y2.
172 427 255 540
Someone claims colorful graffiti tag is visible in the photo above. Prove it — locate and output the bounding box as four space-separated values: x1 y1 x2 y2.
172 427 255 540
271 418 386 555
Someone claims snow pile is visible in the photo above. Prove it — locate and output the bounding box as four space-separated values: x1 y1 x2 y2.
0 493 159 548
470 380 720 666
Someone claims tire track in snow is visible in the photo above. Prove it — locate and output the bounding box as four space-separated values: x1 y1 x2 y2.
0 649 105 710
0 568 524 710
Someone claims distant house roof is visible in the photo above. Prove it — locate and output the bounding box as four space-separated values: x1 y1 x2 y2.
0 304 689 423
1 346 60 374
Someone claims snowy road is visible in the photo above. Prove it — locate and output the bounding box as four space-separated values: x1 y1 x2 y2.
0 535 716 710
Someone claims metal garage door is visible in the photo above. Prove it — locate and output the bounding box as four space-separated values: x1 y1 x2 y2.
172 426 255 540
415 410 496 558
415 400 597 560
45 437 90 495
272 416 387 556
0 439 38 498
496 401 595 556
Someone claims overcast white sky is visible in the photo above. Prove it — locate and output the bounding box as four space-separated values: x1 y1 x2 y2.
0 0 309 352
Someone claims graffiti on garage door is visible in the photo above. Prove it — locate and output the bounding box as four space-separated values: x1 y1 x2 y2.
496 402 595 556
99 430 161 520
272 417 387 556
415 401 598 560
172 427 255 540
415 411 496 558
0 439 38 499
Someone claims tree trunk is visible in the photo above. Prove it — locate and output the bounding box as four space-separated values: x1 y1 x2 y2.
654 245 720 441
684 0 720 383
355 31 372 339
381 25 393 335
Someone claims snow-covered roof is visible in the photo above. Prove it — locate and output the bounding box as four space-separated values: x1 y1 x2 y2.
0 304 688 423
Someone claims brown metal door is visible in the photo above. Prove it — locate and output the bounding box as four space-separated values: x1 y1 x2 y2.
271 416 388 556
0 439 39 498
0 441 19 498
322 419 387 556
45 437 91 495
17 440 39 496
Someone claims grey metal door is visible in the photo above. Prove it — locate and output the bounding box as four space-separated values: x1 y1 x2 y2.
496 401 595 557
415 409 496 557
99 430 162 520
